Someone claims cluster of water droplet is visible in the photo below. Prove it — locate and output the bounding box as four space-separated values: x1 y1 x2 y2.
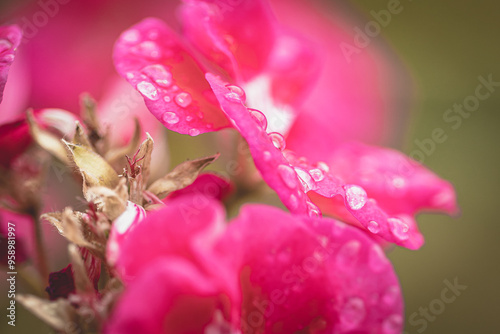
121 28 206 135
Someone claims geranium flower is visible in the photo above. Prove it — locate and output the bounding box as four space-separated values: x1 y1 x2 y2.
113 0 458 249
105 196 404 333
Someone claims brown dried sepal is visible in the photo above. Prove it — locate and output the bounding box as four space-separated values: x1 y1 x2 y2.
147 153 220 199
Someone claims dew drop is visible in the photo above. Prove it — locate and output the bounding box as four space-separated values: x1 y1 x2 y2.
263 151 272 162
289 193 299 210
248 108 267 130
186 115 193 122
382 286 400 306
278 164 297 189
133 41 162 59
188 128 200 136
345 185 368 210
381 314 403 334
163 96 171 102
336 240 361 269
309 168 325 182
126 72 135 79
316 161 330 173
141 64 172 88
294 167 315 192
224 84 246 103
269 132 286 151
367 220 380 234
392 176 405 189
121 29 140 43
175 92 192 108
306 200 321 217
388 217 409 241
339 297 366 330
136 81 159 100
162 112 179 125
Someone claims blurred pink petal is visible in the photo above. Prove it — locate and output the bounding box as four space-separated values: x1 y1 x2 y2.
180 0 277 81
0 108 78 168
113 17 231 136
0 25 21 104
105 258 235 334
106 196 403 332
167 172 234 201
219 204 404 333
112 196 228 282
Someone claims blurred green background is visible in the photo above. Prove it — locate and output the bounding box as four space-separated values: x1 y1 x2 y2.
1 0 499 333
349 0 500 333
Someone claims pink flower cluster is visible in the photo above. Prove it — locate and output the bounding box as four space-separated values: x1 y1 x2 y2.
0 0 458 333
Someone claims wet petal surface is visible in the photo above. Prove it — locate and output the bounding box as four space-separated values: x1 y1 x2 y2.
113 18 231 136
0 25 22 104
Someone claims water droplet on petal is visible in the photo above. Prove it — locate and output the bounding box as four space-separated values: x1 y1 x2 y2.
289 193 299 209
121 29 141 43
316 161 330 173
336 240 361 269
278 164 297 189
381 314 403 334
382 286 400 306
186 115 193 122
388 217 409 241
263 151 272 162
294 167 315 192
269 132 286 151
309 168 325 182
224 84 246 103
345 185 368 210
126 72 135 79
248 108 267 130
175 92 192 108
307 200 321 217
188 128 200 136
339 297 366 330
141 64 172 88
392 176 405 189
136 81 159 100
163 96 171 102
162 112 179 125
134 41 162 59
367 220 380 234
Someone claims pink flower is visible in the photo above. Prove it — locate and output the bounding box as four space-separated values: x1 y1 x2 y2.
0 24 21 104
113 0 458 249
105 196 403 333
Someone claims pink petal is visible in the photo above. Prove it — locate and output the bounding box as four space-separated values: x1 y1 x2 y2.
167 172 234 202
106 201 147 267
0 25 22 104
113 17 231 136
180 0 277 81
206 73 423 249
105 258 234 334
217 205 404 333
113 196 229 283
325 142 459 216
206 73 310 214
